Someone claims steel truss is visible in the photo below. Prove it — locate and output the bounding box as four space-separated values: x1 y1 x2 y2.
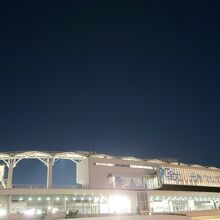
0 151 88 189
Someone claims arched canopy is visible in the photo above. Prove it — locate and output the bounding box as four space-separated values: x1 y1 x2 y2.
53 152 87 163
0 151 89 167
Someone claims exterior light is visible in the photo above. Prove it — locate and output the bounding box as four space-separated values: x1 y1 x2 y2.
19 197 23 201
73 197 76 201
46 197 50 201
38 197 41 201
36 209 42 215
52 208 58 214
56 197 60 201
47 206 52 210
0 209 6 216
24 209 35 216
81 197 84 201
65 197 68 201
89 197 92 201
94 197 99 202
108 195 131 213
28 197 32 201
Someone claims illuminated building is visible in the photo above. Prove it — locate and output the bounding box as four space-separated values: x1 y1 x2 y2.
0 151 219 218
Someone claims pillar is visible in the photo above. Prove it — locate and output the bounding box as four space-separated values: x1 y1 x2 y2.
64 198 67 212
47 159 53 189
188 200 195 211
168 200 174 212
7 161 15 189
6 195 11 215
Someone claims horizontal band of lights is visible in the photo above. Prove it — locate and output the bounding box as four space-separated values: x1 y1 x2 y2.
95 163 115 167
16 196 106 202
95 163 153 170
130 165 154 170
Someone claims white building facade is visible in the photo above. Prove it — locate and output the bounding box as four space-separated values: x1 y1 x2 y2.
0 151 219 218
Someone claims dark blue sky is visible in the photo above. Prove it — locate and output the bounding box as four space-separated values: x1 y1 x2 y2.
0 1 220 184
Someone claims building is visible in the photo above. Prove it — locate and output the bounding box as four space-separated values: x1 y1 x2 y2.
0 151 219 218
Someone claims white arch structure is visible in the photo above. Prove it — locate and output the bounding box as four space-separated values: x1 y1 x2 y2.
0 151 88 189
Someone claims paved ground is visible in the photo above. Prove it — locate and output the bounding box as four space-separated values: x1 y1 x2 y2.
4 211 220 220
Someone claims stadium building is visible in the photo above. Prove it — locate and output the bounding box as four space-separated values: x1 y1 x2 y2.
0 151 219 218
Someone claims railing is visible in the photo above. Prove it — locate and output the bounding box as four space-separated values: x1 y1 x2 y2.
11 184 82 189
52 185 80 189
12 184 47 189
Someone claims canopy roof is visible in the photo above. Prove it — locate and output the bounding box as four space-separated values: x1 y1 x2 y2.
0 151 218 171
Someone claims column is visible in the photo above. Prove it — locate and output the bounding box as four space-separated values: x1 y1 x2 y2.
6 195 11 215
188 200 195 211
64 198 67 212
47 159 53 189
7 161 15 189
168 200 174 212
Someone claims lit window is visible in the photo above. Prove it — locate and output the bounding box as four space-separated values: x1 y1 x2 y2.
95 163 115 167
130 165 153 169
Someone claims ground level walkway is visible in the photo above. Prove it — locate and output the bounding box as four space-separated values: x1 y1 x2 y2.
4 210 220 219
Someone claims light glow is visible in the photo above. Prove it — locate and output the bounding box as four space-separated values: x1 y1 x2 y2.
94 197 99 202
0 209 6 217
95 162 115 167
36 209 42 215
130 165 153 169
48 206 52 210
24 209 35 216
108 195 131 213
52 208 59 214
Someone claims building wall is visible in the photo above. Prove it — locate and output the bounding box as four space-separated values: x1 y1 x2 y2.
76 158 89 188
76 157 220 190
85 157 156 189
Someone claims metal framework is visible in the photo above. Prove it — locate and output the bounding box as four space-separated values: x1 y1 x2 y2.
0 151 88 189
0 150 219 190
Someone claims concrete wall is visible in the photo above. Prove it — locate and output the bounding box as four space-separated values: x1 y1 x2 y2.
76 158 89 187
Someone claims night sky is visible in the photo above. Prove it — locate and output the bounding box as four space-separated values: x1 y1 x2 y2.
0 1 220 185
